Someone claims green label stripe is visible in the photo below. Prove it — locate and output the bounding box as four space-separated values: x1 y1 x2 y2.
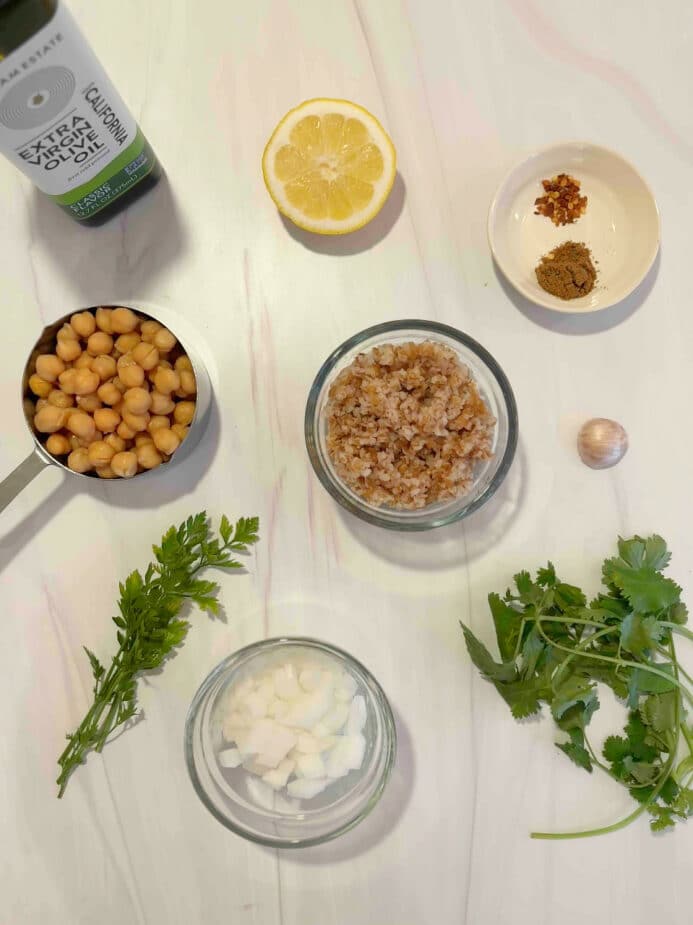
50 129 154 219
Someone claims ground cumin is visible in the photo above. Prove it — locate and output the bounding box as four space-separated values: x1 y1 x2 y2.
535 241 597 300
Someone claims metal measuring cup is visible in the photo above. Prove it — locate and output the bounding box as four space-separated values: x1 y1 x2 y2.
0 302 212 515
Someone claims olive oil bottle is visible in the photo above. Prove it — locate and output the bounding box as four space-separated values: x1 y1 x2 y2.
0 0 161 224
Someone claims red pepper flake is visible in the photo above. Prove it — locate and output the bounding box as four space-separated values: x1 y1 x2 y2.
534 173 587 226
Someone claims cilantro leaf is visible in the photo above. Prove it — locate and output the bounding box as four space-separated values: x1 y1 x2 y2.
557 729 593 772
488 593 522 662
621 612 664 657
461 624 517 684
463 534 693 839
606 561 681 613
640 691 677 735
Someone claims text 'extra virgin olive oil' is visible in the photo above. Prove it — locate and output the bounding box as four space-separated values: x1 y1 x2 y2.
0 0 161 224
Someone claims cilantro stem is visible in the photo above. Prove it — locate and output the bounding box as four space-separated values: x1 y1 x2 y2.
532 676 680 839
655 643 693 687
662 623 693 644
550 625 615 692
681 723 693 753
582 733 610 774
532 620 693 712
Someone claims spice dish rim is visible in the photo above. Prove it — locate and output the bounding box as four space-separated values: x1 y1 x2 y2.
487 140 661 314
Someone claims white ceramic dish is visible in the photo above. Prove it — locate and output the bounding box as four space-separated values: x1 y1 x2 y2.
488 142 660 313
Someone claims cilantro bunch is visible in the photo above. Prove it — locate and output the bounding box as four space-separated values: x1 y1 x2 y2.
463 535 693 838
57 512 259 798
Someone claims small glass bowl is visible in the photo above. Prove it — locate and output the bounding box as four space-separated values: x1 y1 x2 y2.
305 319 518 530
184 637 396 848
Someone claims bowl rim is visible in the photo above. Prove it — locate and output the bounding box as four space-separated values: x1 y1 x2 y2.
184 635 397 848
487 140 661 314
304 319 519 531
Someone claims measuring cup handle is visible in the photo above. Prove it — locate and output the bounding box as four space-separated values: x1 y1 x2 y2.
0 450 50 516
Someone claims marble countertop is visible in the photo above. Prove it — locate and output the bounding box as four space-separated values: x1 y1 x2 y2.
2 0 693 922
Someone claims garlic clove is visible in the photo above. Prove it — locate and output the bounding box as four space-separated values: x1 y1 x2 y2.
577 418 628 470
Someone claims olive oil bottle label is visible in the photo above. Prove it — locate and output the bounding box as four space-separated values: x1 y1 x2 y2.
0 3 155 219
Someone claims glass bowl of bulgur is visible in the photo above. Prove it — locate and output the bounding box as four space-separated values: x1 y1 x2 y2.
305 320 518 531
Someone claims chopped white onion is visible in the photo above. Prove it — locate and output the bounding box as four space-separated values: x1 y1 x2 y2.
219 657 368 803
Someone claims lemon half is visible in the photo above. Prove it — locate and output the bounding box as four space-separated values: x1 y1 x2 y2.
262 98 396 235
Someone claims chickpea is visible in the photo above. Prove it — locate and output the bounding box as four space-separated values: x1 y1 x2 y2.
70 311 96 339
67 411 96 441
97 465 117 479
131 341 159 370
28 374 52 398
77 394 102 413
174 355 193 373
35 398 48 411
89 430 104 444
139 319 161 342
111 376 127 394
91 354 117 381
179 370 197 396
93 407 120 433
97 382 122 405
69 434 84 451
73 368 100 396
67 447 92 473
35 354 66 383
111 451 138 478
95 307 114 333
111 307 139 334
56 338 82 362
122 386 152 415
117 354 145 388
171 423 189 443
48 389 74 409
153 367 180 394
58 369 78 394
104 433 127 453
149 390 175 415
57 323 79 343
34 405 67 433
121 409 150 433
148 358 171 382
45 433 71 456
152 427 180 456
74 353 94 369
173 401 196 426
153 327 177 353
87 331 114 357
135 433 154 447
88 440 115 468
115 332 140 354
147 415 170 433
117 420 136 441
136 442 163 470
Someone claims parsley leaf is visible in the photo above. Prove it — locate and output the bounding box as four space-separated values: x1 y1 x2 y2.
57 513 259 797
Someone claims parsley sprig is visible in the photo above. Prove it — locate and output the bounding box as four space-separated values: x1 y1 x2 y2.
57 512 259 798
463 535 693 837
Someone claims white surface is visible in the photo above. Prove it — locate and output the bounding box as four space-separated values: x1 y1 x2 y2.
1 1 692 923
488 142 660 311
